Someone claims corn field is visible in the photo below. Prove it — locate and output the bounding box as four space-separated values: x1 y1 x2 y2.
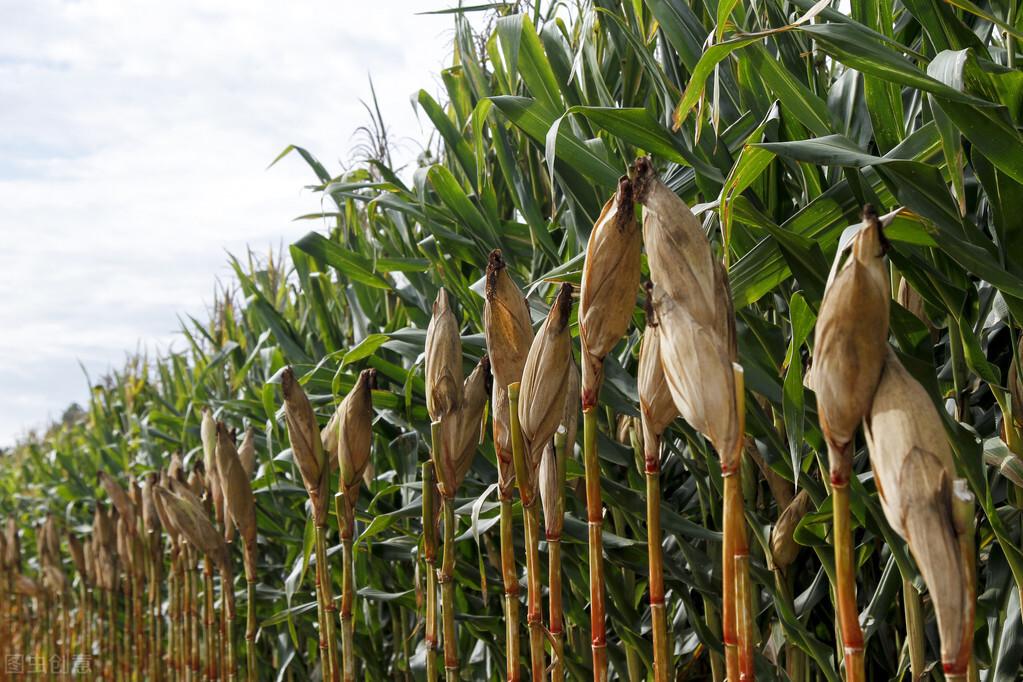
3 0 1023 680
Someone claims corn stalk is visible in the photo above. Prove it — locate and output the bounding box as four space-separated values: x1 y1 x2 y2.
508 382 546 681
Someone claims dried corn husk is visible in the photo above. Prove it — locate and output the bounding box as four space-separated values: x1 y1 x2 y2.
538 442 561 538
201 412 231 537
201 413 228 537
632 157 721 337
441 357 491 497
210 467 231 541
484 250 532 389
156 482 229 570
638 306 678 467
154 473 179 542
129 476 142 508
141 473 161 537
43 564 67 596
187 467 205 500
492 384 515 498
216 423 258 580
93 506 116 591
579 177 641 407
116 515 133 578
770 490 812 569
336 369 376 493
37 515 60 568
321 408 339 468
810 207 889 477
425 288 463 421
484 250 533 500
67 533 87 583
518 283 574 496
239 427 257 479
201 408 218 476
15 574 41 598
37 517 66 595
864 350 966 668
201 409 229 536
99 471 138 534
83 538 96 587
212 425 236 539
216 423 257 543
93 505 114 557
539 359 579 539
864 351 956 534
714 259 739 362
334 369 376 529
653 287 741 469
168 452 185 484
281 366 329 526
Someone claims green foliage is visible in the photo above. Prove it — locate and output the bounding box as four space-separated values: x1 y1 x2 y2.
6 1 1023 679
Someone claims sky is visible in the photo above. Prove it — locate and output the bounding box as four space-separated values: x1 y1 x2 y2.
0 1 463 446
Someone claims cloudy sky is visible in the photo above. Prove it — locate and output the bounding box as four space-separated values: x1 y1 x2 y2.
0 1 461 445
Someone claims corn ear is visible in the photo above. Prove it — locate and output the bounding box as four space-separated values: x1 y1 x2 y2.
426 288 463 421
652 287 741 468
335 368 376 527
281 366 329 526
864 350 967 669
579 177 641 407
810 206 890 476
484 250 532 390
770 490 812 570
518 283 574 498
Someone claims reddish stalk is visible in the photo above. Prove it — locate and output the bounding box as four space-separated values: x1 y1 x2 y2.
204 560 217 681
123 576 133 680
644 433 669 682
220 562 237 682
722 365 755 681
733 497 754 680
721 471 739 681
313 525 341 682
499 494 521 682
339 520 356 682
508 382 547 682
422 461 439 681
440 499 459 682
547 429 569 682
191 555 201 680
949 480 977 682
245 578 257 682
831 469 864 682
582 407 608 681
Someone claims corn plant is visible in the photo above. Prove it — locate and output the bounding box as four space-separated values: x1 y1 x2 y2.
2 1 1023 680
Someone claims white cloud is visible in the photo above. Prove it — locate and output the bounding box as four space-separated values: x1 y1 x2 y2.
0 0 463 444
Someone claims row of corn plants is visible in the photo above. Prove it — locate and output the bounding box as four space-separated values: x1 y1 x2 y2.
3 0 1023 679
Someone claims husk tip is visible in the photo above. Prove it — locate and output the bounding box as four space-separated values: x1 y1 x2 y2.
281 366 297 395
629 156 654 200
485 249 506 299
434 287 450 312
554 282 573 325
